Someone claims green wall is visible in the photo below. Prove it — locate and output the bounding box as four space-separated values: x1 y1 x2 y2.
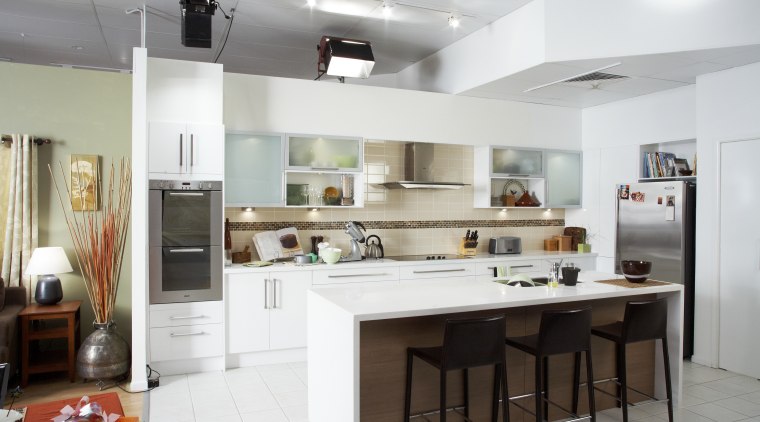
0 62 133 343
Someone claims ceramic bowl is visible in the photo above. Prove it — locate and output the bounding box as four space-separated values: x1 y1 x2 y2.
621 260 652 283
322 247 342 264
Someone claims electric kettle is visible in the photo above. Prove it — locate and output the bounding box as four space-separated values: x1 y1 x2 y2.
365 235 384 259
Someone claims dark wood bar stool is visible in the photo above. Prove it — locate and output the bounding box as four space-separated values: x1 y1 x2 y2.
404 314 509 422
591 298 673 422
505 307 596 422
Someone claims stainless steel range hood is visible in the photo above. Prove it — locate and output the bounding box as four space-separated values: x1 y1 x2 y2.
379 143 468 190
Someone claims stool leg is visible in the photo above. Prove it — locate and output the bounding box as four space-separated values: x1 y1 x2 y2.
440 369 448 422
404 351 413 422
464 368 470 419
585 349 596 422
542 356 549 419
501 362 510 422
535 357 543 422
572 352 581 415
619 344 629 422
492 365 500 422
662 338 674 422
615 343 622 408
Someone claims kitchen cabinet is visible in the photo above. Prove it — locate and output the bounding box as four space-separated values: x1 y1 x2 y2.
286 134 363 172
149 301 224 362
149 121 224 179
473 146 549 209
545 150 582 208
225 132 284 206
490 147 544 177
226 272 311 354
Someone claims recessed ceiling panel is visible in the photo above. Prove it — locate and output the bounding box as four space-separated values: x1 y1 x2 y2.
0 0 98 25
0 14 102 41
650 61 731 83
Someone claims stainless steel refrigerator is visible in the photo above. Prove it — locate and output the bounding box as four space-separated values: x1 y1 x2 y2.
615 180 696 357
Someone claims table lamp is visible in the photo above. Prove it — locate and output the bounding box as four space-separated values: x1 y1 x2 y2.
25 247 73 305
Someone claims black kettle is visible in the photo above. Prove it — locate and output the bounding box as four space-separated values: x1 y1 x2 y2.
365 235 384 259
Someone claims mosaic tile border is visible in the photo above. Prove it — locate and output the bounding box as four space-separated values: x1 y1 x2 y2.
230 219 565 231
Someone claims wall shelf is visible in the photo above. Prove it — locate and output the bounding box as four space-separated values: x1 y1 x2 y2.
638 139 697 181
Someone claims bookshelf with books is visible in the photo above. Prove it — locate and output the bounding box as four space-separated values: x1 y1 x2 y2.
638 139 697 181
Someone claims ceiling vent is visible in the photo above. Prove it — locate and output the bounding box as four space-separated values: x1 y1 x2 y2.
524 62 628 92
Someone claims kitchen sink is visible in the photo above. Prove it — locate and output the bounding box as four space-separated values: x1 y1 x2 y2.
494 276 548 287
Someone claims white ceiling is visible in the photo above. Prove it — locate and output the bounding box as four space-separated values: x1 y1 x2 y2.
2 0 760 108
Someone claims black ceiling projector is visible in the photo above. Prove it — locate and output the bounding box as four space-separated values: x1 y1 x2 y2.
180 0 216 48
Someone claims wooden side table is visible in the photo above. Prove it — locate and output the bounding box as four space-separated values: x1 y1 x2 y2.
19 301 82 387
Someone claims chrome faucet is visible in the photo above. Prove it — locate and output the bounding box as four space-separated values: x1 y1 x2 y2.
547 258 564 281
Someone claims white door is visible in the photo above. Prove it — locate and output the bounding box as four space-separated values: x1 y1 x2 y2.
187 123 224 176
719 138 760 378
227 273 270 354
269 272 311 350
148 121 184 174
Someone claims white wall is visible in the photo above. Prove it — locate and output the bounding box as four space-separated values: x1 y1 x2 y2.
545 0 760 62
568 86 696 272
223 73 580 149
694 61 760 367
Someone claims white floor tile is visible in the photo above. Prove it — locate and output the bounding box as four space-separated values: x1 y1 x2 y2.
281 404 309 422
714 396 760 417
702 377 760 396
240 409 289 422
273 389 308 408
197 416 242 422
233 389 281 413
686 384 733 402
686 402 748 421
668 408 715 422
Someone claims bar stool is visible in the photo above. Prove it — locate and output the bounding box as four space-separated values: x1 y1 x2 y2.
505 307 596 422
591 298 673 422
404 314 509 422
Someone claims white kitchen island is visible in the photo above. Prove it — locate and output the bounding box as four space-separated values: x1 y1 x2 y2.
308 271 683 422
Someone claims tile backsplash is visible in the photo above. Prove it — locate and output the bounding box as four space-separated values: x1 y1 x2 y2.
226 141 565 259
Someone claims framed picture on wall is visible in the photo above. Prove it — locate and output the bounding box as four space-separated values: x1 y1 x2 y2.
70 154 99 211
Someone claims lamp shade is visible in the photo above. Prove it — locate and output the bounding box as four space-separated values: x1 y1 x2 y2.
25 247 74 275
318 36 375 79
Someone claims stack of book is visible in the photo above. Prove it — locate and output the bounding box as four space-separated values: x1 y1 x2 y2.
643 152 677 178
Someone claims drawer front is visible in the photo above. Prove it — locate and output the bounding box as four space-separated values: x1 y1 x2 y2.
401 275 474 285
313 266 399 285
564 256 596 271
399 263 476 280
150 323 224 362
313 279 399 289
150 301 224 328
476 260 545 276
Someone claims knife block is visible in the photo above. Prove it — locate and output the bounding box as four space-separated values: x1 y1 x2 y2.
458 238 478 256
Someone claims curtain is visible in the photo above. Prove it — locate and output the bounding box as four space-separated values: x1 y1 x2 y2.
1 134 38 301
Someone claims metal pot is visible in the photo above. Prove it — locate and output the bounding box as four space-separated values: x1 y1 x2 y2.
365 235 384 259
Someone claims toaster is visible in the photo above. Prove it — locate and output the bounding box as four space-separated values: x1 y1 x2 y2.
489 236 522 254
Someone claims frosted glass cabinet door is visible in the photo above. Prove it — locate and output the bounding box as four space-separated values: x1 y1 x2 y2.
545 150 582 208
225 133 284 206
491 147 544 176
286 135 362 171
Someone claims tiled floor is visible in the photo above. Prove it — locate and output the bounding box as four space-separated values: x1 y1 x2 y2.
149 360 760 421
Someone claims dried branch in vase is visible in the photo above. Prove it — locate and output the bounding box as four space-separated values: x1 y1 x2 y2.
49 158 131 324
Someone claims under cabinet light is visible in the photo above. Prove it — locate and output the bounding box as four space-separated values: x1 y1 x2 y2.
241 207 254 212
311 208 319 212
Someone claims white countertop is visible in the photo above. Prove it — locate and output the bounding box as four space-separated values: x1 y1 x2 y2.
308 271 682 322
224 250 597 274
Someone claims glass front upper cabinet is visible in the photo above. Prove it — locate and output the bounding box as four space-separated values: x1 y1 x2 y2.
490 147 544 177
225 133 284 206
286 134 363 172
545 150 582 208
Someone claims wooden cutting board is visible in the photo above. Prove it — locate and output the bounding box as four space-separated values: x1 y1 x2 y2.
563 226 586 251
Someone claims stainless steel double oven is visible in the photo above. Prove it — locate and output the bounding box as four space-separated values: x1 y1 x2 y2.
149 180 223 304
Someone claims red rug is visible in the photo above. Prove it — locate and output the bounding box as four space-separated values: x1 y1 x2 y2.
23 392 125 422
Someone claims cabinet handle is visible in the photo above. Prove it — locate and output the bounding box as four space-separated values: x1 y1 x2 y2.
506 174 530 177
169 248 204 253
509 265 534 269
179 133 183 168
327 273 390 278
190 133 194 168
168 192 204 196
264 278 269 309
169 315 206 320
170 331 205 337
310 166 340 171
412 269 467 274
273 279 280 309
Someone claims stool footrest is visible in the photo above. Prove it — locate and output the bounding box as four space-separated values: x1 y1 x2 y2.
505 393 592 422
410 405 472 421
591 377 671 407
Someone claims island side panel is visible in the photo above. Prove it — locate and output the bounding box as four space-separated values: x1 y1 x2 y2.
308 291 359 421
656 290 684 405
359 295 657 422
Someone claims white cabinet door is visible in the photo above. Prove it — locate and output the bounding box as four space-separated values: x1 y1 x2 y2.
188 123 223 176
149 121 184 174
545 150 582 208
227 273 270 354
719 139 760 378
269 272 312 350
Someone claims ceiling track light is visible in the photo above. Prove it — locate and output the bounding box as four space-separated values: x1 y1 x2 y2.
382 0 394 17
306 0 316 7
448 14 461 28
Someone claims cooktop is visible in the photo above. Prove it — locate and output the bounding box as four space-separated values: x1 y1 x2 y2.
384 254 471 261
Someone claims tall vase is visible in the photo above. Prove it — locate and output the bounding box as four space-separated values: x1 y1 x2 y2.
77 321 130 380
